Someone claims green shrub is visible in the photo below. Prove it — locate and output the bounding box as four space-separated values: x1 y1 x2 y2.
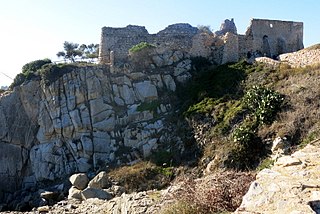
185 97 218 116
129 42 156 53
10 59 52 89
22 58 52 74
232 122 257 145
244 85 284 124
226 121 264 169
10 73 26 89
212 100 245 136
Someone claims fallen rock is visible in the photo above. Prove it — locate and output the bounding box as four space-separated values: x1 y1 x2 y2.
37 205 50 212
68 186 82 200
81 188 113 200
271 136 290 155
88 171 111 189
40 191 61 201
69 173 89 190
275 156 301 167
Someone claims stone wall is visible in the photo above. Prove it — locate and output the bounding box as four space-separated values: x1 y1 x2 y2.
279 48 320 67
222 32 239 64
99 25 150 64
99 24 198 64
245 19 304 58
99 18 304 66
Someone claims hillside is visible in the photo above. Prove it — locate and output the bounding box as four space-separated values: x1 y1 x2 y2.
1 45 320 213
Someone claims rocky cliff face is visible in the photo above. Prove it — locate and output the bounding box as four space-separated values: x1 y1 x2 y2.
0 57 192 197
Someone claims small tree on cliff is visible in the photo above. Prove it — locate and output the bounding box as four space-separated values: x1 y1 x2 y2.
57 41 83 63
57 42 99 63
79 43 99 61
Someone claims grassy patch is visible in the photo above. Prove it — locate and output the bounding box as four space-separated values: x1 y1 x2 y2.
161 201 198 214
256 158 275 171
211 99 245 136
298 130 320 149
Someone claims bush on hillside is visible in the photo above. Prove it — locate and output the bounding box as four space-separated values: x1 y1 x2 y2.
244 85 285 125
9 59 52 89
22 58 52 74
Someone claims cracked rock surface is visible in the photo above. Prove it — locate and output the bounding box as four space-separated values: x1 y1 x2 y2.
236 140 320 214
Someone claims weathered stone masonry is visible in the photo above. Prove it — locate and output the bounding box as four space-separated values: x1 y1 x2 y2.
99 18 304 65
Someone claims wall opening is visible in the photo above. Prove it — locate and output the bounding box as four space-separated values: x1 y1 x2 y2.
262 35 271 57
277 37 286 55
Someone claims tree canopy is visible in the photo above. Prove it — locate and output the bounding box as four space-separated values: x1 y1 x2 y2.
57 41 99 62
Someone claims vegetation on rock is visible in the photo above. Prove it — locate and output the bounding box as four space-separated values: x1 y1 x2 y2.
129 42 156 53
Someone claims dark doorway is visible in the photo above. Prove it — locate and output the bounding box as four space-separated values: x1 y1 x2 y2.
262 35 271 57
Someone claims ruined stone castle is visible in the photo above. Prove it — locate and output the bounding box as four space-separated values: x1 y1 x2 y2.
0 18 304 208
99 18 303 66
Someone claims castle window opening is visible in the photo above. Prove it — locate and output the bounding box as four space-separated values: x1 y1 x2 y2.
270 23 273 28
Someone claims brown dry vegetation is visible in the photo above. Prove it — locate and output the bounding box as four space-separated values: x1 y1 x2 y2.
161 171 255 214
107 161 173 193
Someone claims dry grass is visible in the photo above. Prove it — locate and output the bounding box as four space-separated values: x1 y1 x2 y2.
161 171 255 214
108 161 173 193
305 43 320 50
246 63 320 147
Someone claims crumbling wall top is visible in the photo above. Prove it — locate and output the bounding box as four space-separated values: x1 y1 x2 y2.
102 25 149 36
215 18 237 36
156 23 199 37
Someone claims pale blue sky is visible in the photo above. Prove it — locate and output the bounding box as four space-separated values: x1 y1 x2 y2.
0 0 319 86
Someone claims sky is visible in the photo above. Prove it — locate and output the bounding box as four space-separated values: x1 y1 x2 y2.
0 0 319 86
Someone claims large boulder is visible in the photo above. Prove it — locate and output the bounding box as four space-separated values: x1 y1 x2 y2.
68 186 82 200
69 173 89 190
88 171 111 189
